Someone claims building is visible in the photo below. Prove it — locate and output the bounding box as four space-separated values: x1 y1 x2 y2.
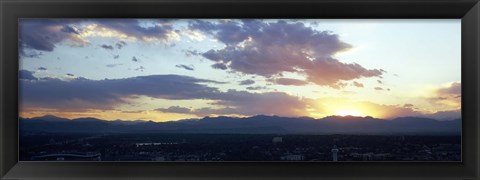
331 145 339 161
280 154 304 161
272 137 283 144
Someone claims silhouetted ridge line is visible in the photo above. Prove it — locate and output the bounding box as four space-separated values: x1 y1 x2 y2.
19 115 461 135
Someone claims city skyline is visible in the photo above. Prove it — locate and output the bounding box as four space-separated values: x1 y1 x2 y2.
19 19 461 122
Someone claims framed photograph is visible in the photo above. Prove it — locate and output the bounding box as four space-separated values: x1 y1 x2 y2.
1 0 479 179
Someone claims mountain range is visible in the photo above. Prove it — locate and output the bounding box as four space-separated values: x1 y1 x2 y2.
19 115 461 135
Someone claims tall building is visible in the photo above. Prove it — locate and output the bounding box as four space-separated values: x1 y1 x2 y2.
331 145 339 161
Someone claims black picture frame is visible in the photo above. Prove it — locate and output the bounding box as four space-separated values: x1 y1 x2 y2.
1 0 479 179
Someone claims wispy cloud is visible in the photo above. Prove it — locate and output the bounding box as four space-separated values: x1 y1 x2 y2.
239 79 255 86
175 64 195 71
269 78 308 86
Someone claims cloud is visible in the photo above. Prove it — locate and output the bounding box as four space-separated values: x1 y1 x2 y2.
352 81 364 88
106 64 123 68
113 55 120 59
437 82 461 95
20 72 308 117
190 20 384 87
175 64 195 71
210 90 308 117
134 66 145 72
305 59 384 86
92 19 179 42
20 50 43 58
20 73 227 111
132 56 140 62
155 106 192 114
211 63 228 70
184 50 201 57
19 19 88 53
246 86 267 90
155 106 239 117
115 41 127 49
310 98 425 119
429 82 461 108
60 25 81 34
189 107 239 116
19 19 179 54
270 78 308 86
20 70 458 120
66 73 75 77
239 79 255 85
374 87 384 91
100 44 114 50
37 67 48 71
158 90 308 117
19 70 38 80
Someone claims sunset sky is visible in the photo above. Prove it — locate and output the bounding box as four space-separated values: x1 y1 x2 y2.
19 19 461 121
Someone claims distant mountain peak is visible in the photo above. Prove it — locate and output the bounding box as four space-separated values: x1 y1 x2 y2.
20 114 461 135
72 117 103 122
31 115 70 122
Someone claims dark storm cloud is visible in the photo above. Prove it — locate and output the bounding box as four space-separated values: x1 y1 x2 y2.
100 44 114 50
19 70 37 80
270 78 308 86
175 64 195 71
190 20 384 87
238 79 255 86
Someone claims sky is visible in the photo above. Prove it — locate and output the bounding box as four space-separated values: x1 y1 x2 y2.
18 19 461 121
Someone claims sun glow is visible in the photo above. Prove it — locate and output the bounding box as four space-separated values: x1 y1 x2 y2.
335 110 362 117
